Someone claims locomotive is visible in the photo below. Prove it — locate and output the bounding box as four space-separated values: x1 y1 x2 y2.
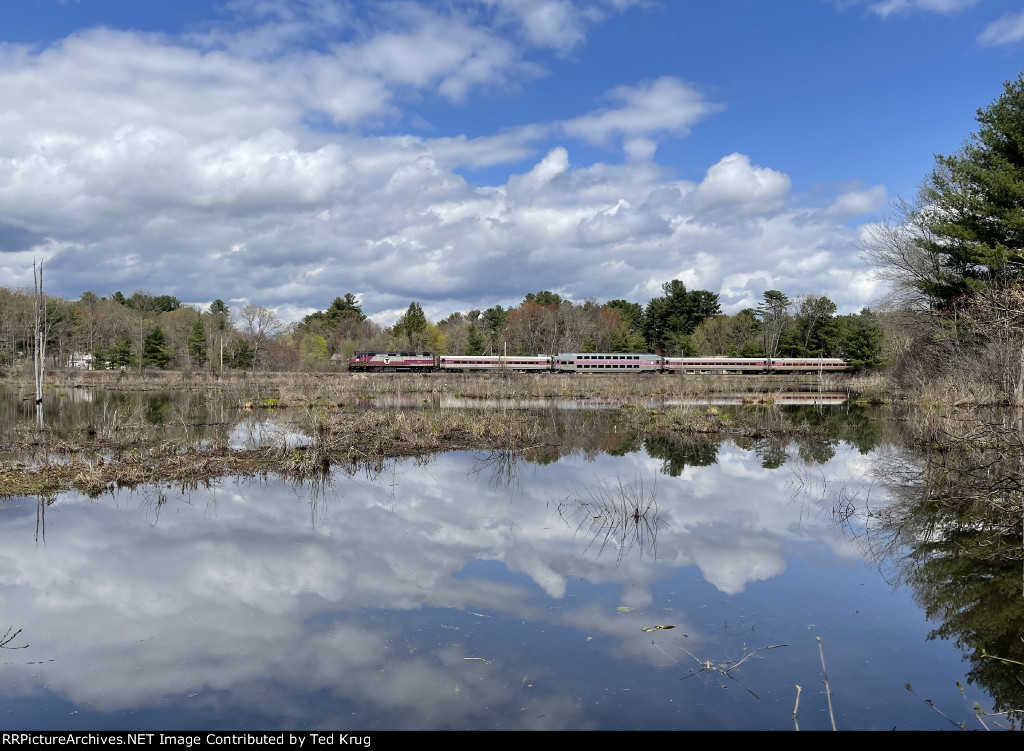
347 352 851 374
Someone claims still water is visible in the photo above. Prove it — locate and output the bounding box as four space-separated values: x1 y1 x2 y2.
0 392 1019 730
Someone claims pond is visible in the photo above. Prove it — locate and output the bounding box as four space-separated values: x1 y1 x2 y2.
0 389 1020 730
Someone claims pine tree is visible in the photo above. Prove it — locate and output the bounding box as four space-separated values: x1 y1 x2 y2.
393 302 429 349
757 290 791 358
108 337 135 369
231 340 254 370
918 73 1024 305
142 326 172 369
188 317 208 367
466 323 486 355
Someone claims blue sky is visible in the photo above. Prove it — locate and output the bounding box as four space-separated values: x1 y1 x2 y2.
2 0 1023 324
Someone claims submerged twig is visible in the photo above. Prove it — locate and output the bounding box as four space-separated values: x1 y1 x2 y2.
904 683 966 730
817 637 836 731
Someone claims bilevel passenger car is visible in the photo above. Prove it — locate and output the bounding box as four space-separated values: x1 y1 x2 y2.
663 356 768 374
438 355 552 372
553 353 663 373
348 352 852 374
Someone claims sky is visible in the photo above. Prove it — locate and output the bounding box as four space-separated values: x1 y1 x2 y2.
1 0 1023 326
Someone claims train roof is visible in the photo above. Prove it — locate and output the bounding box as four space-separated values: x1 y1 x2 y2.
351 351 434 356
439 354 551 360
556 352 661 358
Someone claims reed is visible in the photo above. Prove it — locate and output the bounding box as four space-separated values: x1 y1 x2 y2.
558 474 661 563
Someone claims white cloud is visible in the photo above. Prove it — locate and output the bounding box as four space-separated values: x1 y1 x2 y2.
482 0 646 52
978 11 1024 46
825 185 888 218
695 153 792 213
0 5 884 320
867 0 979 18
561 77 719 147
486 0 588 51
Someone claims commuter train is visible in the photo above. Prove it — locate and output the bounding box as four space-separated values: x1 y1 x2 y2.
347 352 850 374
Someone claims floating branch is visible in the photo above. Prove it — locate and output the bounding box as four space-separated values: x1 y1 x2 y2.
678 643 788 700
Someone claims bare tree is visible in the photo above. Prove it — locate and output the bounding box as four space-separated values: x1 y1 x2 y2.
963 285 1024 405
860 198 948 313
757 290 791 358
236 304 282 371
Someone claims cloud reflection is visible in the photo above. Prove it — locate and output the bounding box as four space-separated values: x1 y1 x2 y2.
0 443 871 728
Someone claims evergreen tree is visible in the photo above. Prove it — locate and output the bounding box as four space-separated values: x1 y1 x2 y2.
393 301 429 349
835 310 885 370
523 290 562 307
143 326 172 369
918 73 1024 305
108 337 135 369
793 295 837 354
188 317 208 367
230 340 255 370
466 322 486 355
606 299 644 331
643 280 721 354
305 293 366 327
90 347 109 370
209 299 230 327
481 305 508 352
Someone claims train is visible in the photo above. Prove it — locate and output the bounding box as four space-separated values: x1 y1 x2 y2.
347 352 851 374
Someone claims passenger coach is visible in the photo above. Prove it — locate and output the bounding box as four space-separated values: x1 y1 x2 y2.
664 357 768 374
438 355 552 372
553 353 663 373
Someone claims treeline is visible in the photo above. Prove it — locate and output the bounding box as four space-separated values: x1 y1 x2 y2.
300 283 881 369
0 280 883 373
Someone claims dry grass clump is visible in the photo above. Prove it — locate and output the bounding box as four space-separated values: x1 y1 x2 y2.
558 474 661 562
0 407 561 500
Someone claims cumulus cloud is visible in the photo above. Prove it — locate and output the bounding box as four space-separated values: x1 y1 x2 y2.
0 2 884 321
978 11 1024 46
694 153 792 214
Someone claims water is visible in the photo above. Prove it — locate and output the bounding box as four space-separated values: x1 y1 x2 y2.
0 388 1018 730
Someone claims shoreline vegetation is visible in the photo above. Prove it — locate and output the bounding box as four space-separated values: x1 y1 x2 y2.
1 368 874 500
1 366 864 400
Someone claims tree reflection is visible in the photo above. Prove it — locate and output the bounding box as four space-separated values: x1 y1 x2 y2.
470 449 526 491
644 435 718 476
864 416 1024 725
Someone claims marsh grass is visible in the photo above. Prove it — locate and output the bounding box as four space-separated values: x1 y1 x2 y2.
558 474 661 563
7 368 853 402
